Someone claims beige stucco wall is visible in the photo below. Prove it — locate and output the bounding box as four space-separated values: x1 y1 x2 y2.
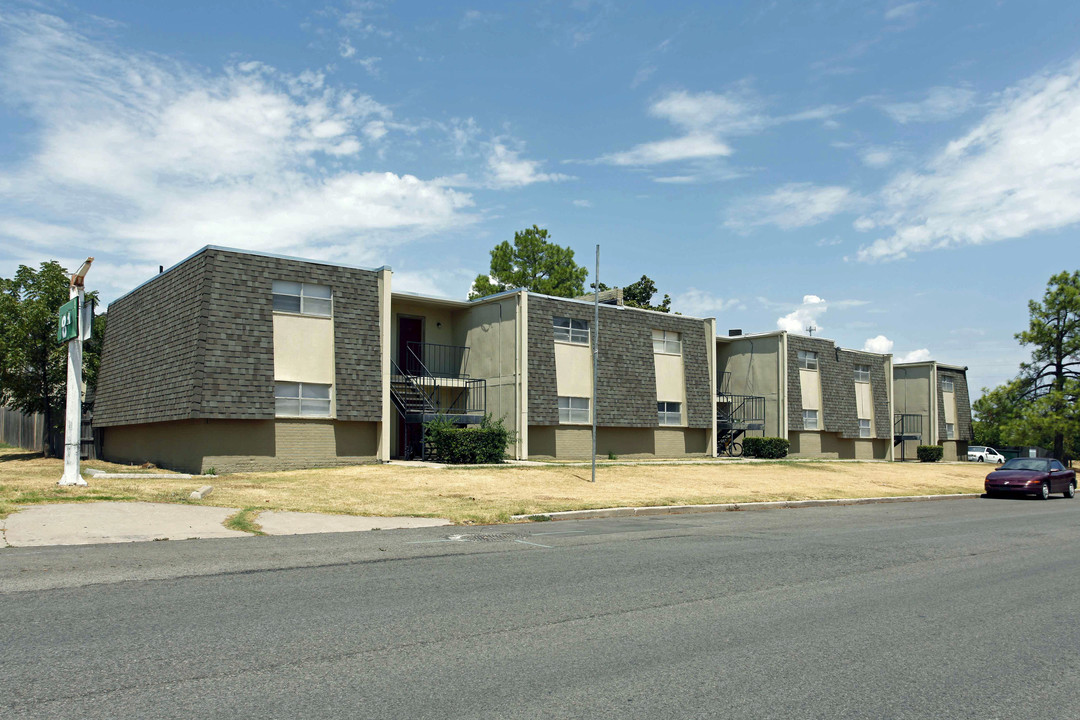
554 341 593 400
273 313 334 385
454 294 524 454
894 364 933 457
526 425 708 460
390 299 456 365
654 352 686 407
102 419 378 474
799 368 821 412
943 391 957 426
716 335 783 437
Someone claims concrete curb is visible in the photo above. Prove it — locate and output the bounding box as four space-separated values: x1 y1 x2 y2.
85 469 194 480
189 486 214 500
511 493 980 521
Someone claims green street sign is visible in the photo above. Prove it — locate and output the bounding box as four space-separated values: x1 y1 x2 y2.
57 298 78 345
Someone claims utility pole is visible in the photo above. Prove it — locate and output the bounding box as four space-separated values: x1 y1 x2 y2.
591 244 599 483
58 258 94 486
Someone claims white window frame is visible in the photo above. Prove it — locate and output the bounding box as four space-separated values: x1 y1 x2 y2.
558 396 590 424
553 317 590 345
859 418 872 438
275 381 332 418
657 401 682 426
942 377 955 393
946 422 955 440
272 281 333 317
854 364 871 383
652 329 682 355
803 409 819 430
798 350 819 371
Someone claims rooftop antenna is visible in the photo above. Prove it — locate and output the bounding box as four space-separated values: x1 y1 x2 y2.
806 324 817 336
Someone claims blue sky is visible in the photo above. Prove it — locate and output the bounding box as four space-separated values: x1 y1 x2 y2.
3 1 1079 396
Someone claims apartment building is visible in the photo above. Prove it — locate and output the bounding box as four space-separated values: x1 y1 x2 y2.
893 361 973 461
715 331 895 460
94 246 718 472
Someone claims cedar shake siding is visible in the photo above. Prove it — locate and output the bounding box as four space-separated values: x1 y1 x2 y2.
786 335 890 439
527 295 712 429
94 247 383 427
937 369 974 443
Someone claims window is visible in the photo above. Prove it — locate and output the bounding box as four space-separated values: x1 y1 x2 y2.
272 281 332 317
946 423 955 439
658 401 682 425
558 396 590 424
652 329 682 354
942 377 955 392
553 317 589 345
1051 460 1066 472
803 409 819 430
854 364 871 383
859 418 872 438
797 350 818 370
275 382 331 417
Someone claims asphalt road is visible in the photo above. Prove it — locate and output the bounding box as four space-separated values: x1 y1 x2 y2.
2 496 1079 719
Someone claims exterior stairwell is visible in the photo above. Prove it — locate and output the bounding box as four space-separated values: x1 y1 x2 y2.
389 344 487 460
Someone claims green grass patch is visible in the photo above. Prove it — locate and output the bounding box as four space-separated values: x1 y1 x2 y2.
224 507 266 535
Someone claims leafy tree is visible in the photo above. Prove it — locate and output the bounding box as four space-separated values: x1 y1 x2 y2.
1011 270 1080 459
0 261 105 455
590 275 672 312
622 275 671 313
470 225 588 299
972 380 1024 447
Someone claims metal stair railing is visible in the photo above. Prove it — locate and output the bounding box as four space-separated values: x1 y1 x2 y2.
404 344 486 417
390 358 436 419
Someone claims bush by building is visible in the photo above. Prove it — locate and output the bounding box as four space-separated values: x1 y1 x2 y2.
743 437 790 459
424 415 517 464
917 445 944 463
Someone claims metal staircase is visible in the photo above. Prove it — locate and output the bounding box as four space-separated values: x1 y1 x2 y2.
893 413 923 461
390 343 486 459
717 372 766 457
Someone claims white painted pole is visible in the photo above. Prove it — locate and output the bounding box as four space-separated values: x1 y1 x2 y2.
59 258 92 486
591 244 599 483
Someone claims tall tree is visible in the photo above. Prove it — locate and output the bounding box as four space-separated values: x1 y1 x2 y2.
470 225 588 299
1006 270 1080 459
622 275 671 313
0 261 105 455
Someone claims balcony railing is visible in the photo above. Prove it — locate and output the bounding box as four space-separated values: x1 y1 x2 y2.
406 341 469 379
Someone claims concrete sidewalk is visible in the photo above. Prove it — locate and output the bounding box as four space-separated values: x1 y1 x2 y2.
0 502 451 548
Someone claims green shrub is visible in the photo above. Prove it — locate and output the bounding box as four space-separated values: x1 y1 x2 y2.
742 437 790 459
423 415 517 464
917 445 943 462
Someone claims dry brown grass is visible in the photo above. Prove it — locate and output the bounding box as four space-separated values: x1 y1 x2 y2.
0 446 991 524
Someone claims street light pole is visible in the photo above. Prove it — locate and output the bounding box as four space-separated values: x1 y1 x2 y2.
59 257 93 487
591 244 599 483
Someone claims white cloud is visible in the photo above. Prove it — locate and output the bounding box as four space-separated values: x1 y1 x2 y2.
0 10 475 294
884 2 927 22
816 236 843 247
727 183 861 230
600 134 732 166
860 146 896 167
896 348 932 363
572 199 592 208
485 139 572 188
881 86 976 124
673 288 744 316
777 294 828 334
857 62 1080 261
862 335 894 354
596 87 843 171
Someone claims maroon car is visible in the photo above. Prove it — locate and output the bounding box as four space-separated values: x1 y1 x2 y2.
985 458 1076 499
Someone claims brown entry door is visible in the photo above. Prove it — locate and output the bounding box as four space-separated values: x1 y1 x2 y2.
398 317 423 375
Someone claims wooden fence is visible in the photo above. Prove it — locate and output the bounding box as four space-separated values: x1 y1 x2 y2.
0 407 98 459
